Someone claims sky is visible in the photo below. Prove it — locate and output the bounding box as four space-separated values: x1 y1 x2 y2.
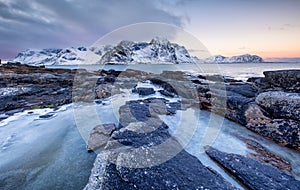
0 0 299 60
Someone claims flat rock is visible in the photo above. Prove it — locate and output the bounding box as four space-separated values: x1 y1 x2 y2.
132 87 155 96
93 150 237 190
39 113 55 119
225 83 257 98
87 124 116 152
241 138 292 174
206 147 300 190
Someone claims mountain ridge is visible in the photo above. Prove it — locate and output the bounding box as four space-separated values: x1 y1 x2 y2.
12 38 264 65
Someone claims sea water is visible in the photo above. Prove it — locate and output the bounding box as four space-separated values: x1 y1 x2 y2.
48 62 300 80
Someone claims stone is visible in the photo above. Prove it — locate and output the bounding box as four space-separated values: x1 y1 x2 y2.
94 150 237 190
39 113 55 119
263 70 300 92
256 91 300 121
95 84 112 99
85 98 237 190
87 124 116 152
0 63 76 117
244 103 300 151
132 87 155 96
193 73 300 151
158 89 174 97
241 138 292 175
206 147 300 190
225 83 257 98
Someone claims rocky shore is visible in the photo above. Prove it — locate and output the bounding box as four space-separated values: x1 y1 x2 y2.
0 63 76 120
196 70 300 151
1 62 299 189
83 68 300 189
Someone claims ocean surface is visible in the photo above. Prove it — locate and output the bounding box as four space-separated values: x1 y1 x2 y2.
1 63 300 190
48 62 300 80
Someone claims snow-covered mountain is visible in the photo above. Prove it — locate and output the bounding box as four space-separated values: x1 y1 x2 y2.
204 54 264 63
12 38 199 65
99 38 198 64
12 38 264 65
13 47 103 66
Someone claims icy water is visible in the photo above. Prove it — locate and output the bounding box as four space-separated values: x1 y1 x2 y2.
0 105 96 190
1 63 300 189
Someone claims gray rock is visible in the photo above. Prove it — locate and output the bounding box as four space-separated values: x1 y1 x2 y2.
132 87 155 96
87 124 116 152
158 89 175 97
256 91 300 121
85 99 237 190
0 63 75 117
206 147 300 190
244 103 300 151
263 70 300 92
39 113 55 119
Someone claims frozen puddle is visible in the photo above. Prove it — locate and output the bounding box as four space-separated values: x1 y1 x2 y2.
0 105 96 190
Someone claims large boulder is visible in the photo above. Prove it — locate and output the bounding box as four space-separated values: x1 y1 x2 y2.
87 124 116 152
263 70 300 92
206 147 300 190
256 91 300 121
244 103 300 151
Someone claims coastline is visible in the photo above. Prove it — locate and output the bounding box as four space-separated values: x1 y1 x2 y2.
1 62 300 189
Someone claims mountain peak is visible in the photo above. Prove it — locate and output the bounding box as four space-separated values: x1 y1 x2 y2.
205 54 264 63
150 37 171 45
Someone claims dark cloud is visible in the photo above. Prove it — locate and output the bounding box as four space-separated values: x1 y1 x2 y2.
0 0 184 59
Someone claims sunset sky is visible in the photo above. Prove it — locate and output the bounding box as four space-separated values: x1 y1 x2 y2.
0 0 299 60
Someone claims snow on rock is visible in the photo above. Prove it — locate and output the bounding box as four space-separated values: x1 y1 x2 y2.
13 47 102 66
98 37 197 64
12 38 199 65
11 38 263 65
205 54 264 63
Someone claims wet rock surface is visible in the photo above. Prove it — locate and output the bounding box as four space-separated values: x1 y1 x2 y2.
87 124 116 152
80 68 300 189
263 70 300 91
206 147 300 190
132 87 155 96
0 63 124 119
0 63 76 118
241 138 292 174
194 69 300 151
85 99 237 190
256 91 300 121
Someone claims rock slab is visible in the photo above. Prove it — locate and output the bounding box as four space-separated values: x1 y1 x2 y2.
87 124 116 152
206 147 300 190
